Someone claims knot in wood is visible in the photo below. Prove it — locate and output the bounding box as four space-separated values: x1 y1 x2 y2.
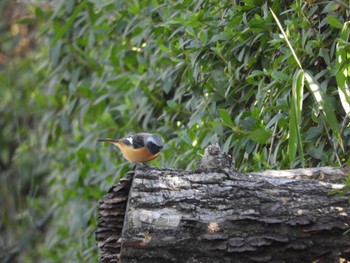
196 144 233 170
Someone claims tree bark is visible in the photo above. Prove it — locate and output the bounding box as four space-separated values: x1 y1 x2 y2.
96 145 350 263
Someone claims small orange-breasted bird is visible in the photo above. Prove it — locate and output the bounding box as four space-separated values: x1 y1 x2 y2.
98 133 164 163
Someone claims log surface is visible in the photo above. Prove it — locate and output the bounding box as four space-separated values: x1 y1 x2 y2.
95 145 350 263
117 166 350 263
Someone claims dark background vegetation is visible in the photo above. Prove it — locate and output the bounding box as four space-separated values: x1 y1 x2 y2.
1 0 350 262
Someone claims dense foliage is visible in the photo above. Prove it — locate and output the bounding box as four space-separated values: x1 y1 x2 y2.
1 0 350 262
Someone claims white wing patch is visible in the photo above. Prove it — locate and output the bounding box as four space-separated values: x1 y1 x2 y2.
126 136 133 144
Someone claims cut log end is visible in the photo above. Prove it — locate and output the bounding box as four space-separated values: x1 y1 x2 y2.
96 171 135 263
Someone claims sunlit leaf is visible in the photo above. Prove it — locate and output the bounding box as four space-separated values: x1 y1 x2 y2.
288 69 304 167
270 8 303 69
336 22 350 115
304 71 342 148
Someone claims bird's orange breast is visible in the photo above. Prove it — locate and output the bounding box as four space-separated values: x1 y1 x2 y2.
113 142 160 163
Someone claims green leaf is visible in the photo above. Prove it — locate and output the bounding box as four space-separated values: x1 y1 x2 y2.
218 109 234 128
188 105 206 127
321 1 339 13
336 22 350 115
271 70 290 81
304 71 342 148
288 69 304 167
327 16 343 29
247 128 272 144
51 0 89 46
270 8 303 69
305 127 322 140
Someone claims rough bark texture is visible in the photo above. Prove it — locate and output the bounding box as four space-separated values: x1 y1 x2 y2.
96 171 135 263
96 145 350 263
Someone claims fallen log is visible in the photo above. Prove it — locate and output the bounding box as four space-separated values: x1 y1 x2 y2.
96 144 350 263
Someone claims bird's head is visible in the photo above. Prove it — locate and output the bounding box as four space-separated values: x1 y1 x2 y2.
145 134 164 154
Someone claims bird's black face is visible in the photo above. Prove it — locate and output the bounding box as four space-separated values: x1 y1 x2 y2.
146 141 163 154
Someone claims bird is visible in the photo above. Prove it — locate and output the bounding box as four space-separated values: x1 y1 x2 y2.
98 133 164 163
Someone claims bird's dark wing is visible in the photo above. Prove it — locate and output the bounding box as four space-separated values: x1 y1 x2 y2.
131 134 145 149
